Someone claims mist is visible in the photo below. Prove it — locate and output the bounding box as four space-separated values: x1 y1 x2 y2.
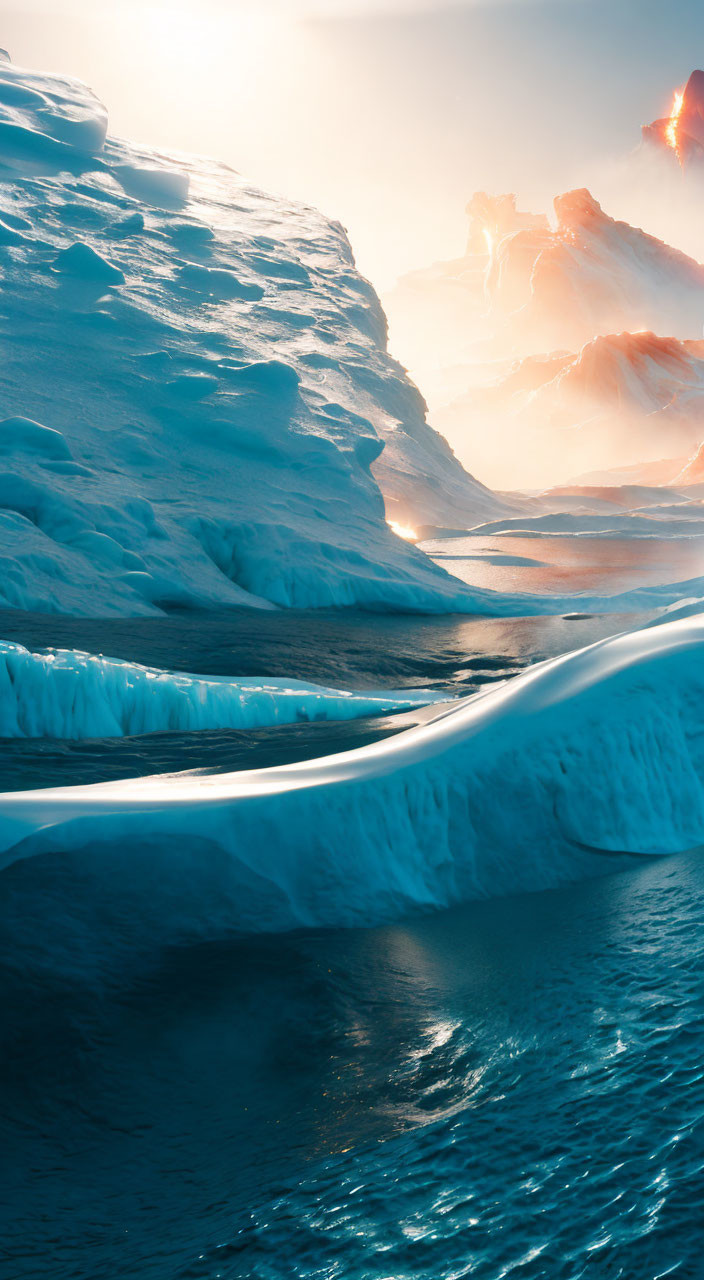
1 0 702 291
5 0 704 494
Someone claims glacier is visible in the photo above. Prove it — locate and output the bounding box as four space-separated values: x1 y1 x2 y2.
1 612 702 931
0 56 506 619
0 640 439 740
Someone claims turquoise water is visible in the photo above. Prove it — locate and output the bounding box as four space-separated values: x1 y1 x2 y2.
3 844 703 1279
3 603 700 1280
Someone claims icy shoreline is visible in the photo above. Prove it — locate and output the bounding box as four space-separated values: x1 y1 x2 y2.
0 613 702 930
0 640 440 740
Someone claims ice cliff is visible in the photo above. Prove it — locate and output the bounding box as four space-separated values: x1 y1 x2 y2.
1 612 703 930
0 640 438 740
0 57 502 617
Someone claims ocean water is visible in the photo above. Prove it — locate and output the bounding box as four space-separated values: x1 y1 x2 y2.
424 532 704 595
2 598 700 1279
0 604 630 789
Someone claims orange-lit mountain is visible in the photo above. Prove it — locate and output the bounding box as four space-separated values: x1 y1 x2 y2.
434 332 704 488
385 183 704 487
464 192 548 256
486 189 704 352
643 70 704 166
388 188 704 375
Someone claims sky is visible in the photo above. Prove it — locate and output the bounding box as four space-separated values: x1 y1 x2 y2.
0 0 702 286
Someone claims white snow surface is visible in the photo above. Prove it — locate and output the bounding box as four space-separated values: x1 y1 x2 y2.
0 58 504 618
0 640 438 740
0 57 107 160
1 612 703 930
463 503 704 539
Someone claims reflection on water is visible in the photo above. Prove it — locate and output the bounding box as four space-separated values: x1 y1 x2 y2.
0 606 638 790
0 604 640 691
3 848 704 1278
0 591 697 1279
425 533 704 594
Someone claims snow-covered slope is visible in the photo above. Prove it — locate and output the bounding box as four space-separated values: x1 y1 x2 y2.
436 332 704 488
0 58 502 618
1 612 703 930
463 503 704 539
0 641 438 740
487 189 704 354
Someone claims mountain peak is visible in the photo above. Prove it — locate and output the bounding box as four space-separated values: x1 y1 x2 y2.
643 71 704 165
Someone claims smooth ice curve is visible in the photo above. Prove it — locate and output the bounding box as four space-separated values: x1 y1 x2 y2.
0 613 702 931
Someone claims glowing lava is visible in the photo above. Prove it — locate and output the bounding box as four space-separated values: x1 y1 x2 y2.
665 87 684 153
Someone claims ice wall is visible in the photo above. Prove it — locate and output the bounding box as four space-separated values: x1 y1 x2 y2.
1 613 702 931
0 641 439 740
0 57 504 618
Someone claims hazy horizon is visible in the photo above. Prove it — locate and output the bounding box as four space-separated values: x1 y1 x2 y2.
0 0 701 288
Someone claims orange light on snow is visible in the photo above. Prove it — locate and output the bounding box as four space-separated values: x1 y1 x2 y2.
388 519 418 541
665 88 684 153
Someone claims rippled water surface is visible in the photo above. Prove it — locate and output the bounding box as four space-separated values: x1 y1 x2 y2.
1 599 701 1279
0 604 629 789
3 848 704 1279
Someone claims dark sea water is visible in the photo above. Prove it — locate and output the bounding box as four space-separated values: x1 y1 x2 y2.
2 602 701 1280
0 605 630 790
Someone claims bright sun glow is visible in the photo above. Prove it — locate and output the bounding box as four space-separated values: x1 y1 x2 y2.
139 3 290 116
665 88 684 153
388 519 418 541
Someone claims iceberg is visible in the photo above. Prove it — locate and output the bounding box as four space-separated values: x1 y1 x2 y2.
0 56 504 619
1 613 702 931
0 640 439 740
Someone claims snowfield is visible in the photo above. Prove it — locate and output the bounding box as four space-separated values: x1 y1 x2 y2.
0 58 504 618
0 640 439 740
0 612 702 930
